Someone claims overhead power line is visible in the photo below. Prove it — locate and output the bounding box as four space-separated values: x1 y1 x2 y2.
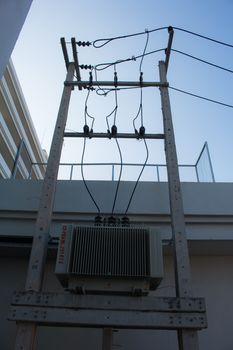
171 49 233 74
173 27 233 48
92 26 233 49
169 86 233 109
92 27 167 48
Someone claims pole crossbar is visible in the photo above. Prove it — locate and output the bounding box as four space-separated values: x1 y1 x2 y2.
64 80 168 88
63 132 165 139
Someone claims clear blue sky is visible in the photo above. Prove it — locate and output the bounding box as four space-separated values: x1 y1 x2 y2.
12 0 233 181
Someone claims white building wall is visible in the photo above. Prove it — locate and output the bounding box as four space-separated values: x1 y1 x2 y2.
0 0 33 79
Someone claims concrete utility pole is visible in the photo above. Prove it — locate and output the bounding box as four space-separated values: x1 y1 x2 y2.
159 60 199 349
14 63 75 349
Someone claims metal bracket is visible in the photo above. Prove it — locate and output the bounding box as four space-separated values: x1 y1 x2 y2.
63 132 165 140
9 292 207 330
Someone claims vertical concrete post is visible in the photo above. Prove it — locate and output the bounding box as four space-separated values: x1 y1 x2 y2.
14 63 75 350
159 60 199 349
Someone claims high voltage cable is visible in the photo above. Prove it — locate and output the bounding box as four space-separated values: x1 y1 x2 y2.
95 48 165 71
173 27 233 48
171 49 233 74
110 65 123 215
81 138 100 213
169 86 233 108
124 139 149 214
124 34 150 214
111 138 123 214
92 27 167 48
91 26 233 49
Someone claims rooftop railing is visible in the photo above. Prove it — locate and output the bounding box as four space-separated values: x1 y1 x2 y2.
13 142 215 183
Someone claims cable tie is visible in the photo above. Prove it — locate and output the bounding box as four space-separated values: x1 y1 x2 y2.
131 55 136 61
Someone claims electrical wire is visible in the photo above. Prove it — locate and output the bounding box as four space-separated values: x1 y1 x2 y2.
133 31 149 130
96 86 140 96
84 89 95 130
110 66 123 214
125 33 150 214
95 48 165 71
173 26 233 49
92 27 167 48
92 25 233 49
171 49 233 74
139 30 149 72
169 86 233 109
124 139 149 214
81 137 100 213
111 138 123 214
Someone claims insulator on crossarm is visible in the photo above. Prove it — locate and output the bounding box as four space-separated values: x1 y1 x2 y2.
83 125 89 135
121 216 130 227
89 72 93 85
76 41 92 47
111 125 117 136
79 64 92 70
114 72 118 87
94 215 103 226
139 72 143 86
139 126 145 136
108 216 117 226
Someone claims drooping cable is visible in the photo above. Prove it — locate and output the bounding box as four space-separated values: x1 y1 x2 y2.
95 48 165 71
169 86 233 109
93 27 167 48
173 27 233 49
92 26 233 49
171 49 233 74
124 139 149 214
81 137 100 213
111 65 123 214
133 31 149 131
124 33 150 214
111 138 123 214
84 88 95 130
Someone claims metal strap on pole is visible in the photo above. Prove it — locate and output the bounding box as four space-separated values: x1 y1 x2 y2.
159 60 200 349
14 63 75 350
